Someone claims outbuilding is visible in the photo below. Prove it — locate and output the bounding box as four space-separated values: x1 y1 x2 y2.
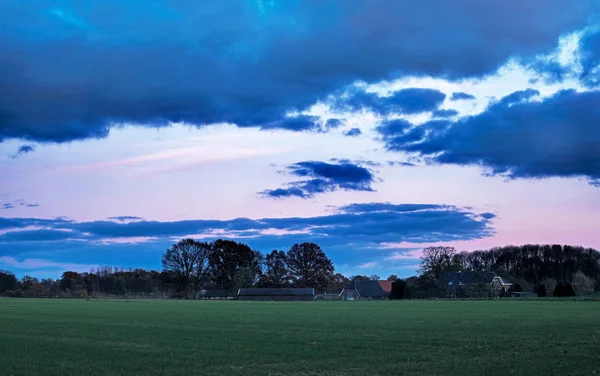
237 288 314 301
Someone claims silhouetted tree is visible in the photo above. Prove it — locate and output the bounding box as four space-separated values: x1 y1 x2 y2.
390 279 407 299
260 250 290 287
386 275 399 281
162 239 211 298
329 273 350 291
369 275 381 281
287 242 334 291
0 270 18 294
420 246 463 280
208 239 262 290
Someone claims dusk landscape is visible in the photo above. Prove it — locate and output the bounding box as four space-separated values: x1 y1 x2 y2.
1 2 600 375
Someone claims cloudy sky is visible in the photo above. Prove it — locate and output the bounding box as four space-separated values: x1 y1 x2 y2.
1 1 600 279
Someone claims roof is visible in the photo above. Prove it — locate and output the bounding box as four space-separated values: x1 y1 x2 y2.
377 280 393 293
238 288 314 296
200 289 238 298
345 280 388 297
440 271 511 286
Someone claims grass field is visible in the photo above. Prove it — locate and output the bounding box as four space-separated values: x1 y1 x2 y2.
1 299 599 376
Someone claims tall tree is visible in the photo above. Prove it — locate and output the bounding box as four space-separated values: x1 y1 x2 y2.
162 239 211 298
419 246 462 281
387 275 399 281
287 242 334 291
0 270 18 294
208 239 262 289
261 250 290 287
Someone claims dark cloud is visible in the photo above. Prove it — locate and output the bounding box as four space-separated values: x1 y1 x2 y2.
1 203 14 210
325 119 344 129
451 92 476 101
107 216 143 222
332 88 446 115
1 1 595 142
432 109 459 118
376 89 600 185
0 203 495 247
388 161 416 167
261 160 378 199
343 128 362 137
10 145 35 159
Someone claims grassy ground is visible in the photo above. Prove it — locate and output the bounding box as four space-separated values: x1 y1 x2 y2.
1 299 599 376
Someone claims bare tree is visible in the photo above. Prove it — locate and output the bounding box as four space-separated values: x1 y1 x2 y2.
162 239 211 299
419 246 462 281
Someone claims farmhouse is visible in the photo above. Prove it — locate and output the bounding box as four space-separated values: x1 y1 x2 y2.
340 280 392 300
237 288 315 301
440 271 512 297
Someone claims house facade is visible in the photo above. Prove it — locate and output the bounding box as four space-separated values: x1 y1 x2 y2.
440 271 512 298
340 280 392 300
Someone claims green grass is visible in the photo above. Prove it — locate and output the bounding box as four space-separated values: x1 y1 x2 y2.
1 299 599 376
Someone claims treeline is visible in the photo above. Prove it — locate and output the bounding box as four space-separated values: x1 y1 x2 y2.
0 240 351 299
415 244 600 298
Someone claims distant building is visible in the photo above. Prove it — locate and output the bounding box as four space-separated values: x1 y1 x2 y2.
340 280 392 300
237 288 314 301
440 271 512 297
198 289 238 300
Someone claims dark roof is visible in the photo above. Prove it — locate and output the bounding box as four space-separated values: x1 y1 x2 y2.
238 288 314 296
440 271 511 285
345 280 388 297
200 289 238 298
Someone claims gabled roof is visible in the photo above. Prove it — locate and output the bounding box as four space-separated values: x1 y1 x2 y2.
440 271 511 286
345 280 388 297
377 280 393 293
238 288 314 296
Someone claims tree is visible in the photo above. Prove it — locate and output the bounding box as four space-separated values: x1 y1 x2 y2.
572 271 595 296
419 246 462 281
349 275 370 281
329 273 350 291
208 239 262 290
59 271 85 293
369 275 381 281
0 270 18 294
287 242 334 291
509 282 523 293
390 279 407 299
162 239 211 299
386 275 399 281
260 250 290 287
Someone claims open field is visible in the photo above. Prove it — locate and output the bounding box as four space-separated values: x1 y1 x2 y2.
1 299 599 376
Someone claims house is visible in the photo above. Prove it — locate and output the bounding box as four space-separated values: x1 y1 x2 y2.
237 288 314 301
440 271 512 297
339 280 392 300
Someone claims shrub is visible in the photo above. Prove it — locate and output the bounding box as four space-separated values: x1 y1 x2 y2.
509 282 523 293
535 283 547 297
571 271 595 296
553 282 576 297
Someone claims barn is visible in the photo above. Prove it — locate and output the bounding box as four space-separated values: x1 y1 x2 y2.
340 280 392 300
237 288 314 301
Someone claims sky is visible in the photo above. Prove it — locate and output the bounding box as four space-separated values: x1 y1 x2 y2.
1 1 600 279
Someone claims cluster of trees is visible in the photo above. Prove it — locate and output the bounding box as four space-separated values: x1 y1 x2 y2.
0 240 346 299
416 245 600 297
161 239 342 298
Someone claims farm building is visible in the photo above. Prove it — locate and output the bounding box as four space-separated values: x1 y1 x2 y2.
340 280 392 300
440 271 512 297
198 289 238 300
237 288 314 301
